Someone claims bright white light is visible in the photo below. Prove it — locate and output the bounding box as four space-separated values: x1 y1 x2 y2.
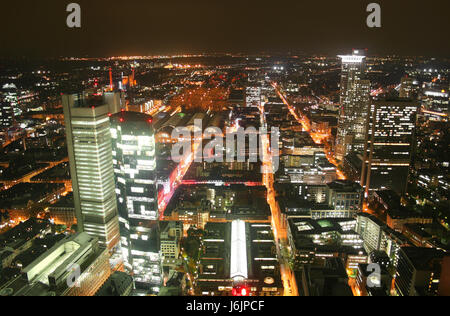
230 220 248 280
338 55 365 63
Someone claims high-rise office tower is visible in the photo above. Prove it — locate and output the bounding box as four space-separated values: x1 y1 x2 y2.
360 99 419 196
0 97 14 128
246 86 262 107
336 50 370 161
1 84 38 130
110 111 162 294
62 91 123 250
423 89 449 116
399 76 414 99
338 50 366 104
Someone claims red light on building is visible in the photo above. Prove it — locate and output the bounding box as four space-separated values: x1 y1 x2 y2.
109 67 113 91
119 118 124 123
232 285 249 296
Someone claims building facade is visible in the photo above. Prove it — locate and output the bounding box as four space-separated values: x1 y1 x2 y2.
110 111 162 293
360 99 419 195
336 50 370 161
63 92 122 250
356 213 409 268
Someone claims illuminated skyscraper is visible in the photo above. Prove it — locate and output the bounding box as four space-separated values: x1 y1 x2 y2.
336 50 370 161
62 92 122 250
0 97 14 128
246 86 262 107
110 111 161 294
399 76 414 99
360 99 419 196
338 50 366 103
423 89 449 116
1 83 37 126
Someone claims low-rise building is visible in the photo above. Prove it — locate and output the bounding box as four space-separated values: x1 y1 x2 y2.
197 221 283 296
95 271 134 296
47 193 76 228
287 217 364 267
0 233 111 296
160 221 182 267
356 213 410 268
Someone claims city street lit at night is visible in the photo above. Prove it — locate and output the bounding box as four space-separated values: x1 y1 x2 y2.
0 0 448 307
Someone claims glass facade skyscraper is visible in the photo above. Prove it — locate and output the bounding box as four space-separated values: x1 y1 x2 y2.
110 111 162 294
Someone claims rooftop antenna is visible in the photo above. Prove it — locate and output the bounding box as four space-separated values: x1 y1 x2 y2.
109 67 113 91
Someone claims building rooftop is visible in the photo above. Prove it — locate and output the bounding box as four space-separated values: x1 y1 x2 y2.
373 190 401 209
95 271 133 296
327 180 362 193
357 213 410 244
288 217 362 251
0 218 51 249
48 192 74 209
400 247 446 271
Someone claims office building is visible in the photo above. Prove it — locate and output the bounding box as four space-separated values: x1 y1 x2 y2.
326 180 362 217
110 111 162 293
62 91 122 250
160 221 182 267
360 99 419 195
0 97 14 128
246 86 262 107
1 83 37 118
399 76 415 99
356 213 409 268
287 218 363 262
276 181 361 221
423 89 449 116
336 49 370 160
395 247 449 296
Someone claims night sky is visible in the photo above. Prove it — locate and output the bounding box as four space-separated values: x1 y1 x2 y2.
1 0 449 57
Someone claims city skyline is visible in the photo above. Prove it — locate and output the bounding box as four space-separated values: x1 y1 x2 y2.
0 0 449 300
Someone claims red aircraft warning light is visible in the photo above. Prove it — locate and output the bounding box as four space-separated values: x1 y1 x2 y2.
232 285 249 297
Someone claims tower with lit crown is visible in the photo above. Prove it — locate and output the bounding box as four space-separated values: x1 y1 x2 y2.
336 49 370 161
